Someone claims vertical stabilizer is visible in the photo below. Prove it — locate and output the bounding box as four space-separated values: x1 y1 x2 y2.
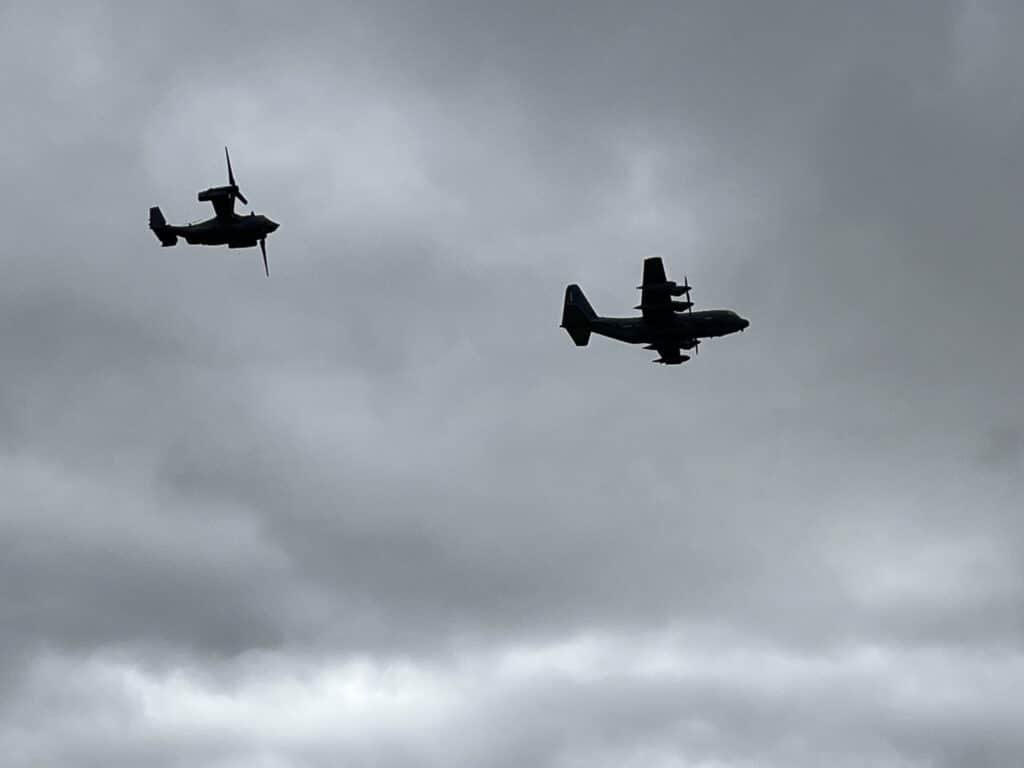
149 206 177 246
560 284 596 346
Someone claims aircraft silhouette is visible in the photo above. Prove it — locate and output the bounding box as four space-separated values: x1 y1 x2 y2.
149 147 279 277
561 256 749 364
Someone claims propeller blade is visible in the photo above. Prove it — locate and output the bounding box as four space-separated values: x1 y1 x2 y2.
260 238 269 277
225 146 248 205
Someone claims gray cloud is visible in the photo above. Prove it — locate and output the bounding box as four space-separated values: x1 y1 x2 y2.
2 0 1023 765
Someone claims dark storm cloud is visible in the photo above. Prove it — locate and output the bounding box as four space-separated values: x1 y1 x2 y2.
2 0 1023 765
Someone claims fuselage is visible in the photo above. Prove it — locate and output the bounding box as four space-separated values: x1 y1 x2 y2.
592 309 749 345
168 212 279 247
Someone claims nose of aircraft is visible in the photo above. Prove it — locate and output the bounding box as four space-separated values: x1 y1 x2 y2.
266 218 280 233
739 317 750 331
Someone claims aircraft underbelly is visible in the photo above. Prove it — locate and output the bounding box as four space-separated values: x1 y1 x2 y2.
183 223 234 246
187 235 228 246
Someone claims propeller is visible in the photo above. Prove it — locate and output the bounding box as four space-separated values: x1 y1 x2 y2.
260 237 269 277
225 146 248 206
683 275 692 311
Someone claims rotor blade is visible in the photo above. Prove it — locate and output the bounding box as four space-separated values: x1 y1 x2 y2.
225 146 248 204
260 238 269 277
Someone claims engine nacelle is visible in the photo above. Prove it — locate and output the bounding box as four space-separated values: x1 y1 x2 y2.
228 240 258 249
640 280 690 297
198 186 231 203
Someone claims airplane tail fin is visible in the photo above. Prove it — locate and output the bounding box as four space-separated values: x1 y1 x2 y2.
149 206 177 246
560 284 596 346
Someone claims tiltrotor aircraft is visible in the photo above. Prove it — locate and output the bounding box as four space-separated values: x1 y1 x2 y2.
561 256 749 364
149 147 279 276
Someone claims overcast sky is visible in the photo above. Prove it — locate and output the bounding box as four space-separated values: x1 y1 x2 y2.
2 1 1023 766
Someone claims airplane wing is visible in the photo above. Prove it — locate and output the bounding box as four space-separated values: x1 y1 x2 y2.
642 255 668 287
652 344 690 365
637 256 691 323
